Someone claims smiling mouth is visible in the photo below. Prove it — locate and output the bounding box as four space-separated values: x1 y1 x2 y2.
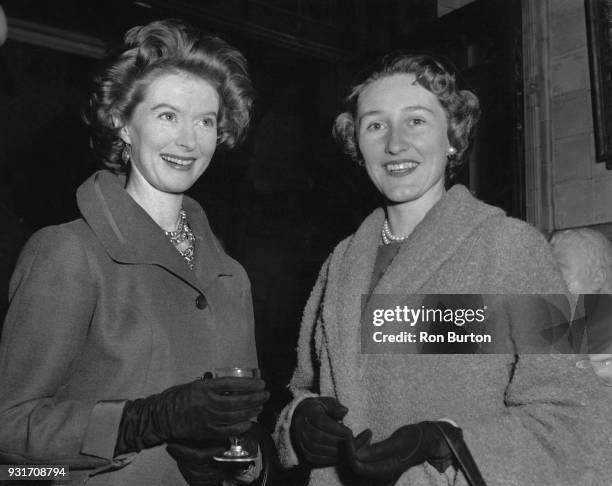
160 154 196 168
383 160 419 175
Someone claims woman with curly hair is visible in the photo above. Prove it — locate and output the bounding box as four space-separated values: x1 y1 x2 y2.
0 19 268 485
274 52 611 485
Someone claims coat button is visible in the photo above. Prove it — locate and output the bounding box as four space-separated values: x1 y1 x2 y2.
196 294 208 310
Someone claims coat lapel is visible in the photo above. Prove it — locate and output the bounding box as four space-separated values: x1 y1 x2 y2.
320 209 383 404
77 171 232 294
182 196 234 291
374 185 503 295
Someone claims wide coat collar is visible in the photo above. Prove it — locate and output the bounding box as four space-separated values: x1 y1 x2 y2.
76 170 233 294
322 185 505 407
339 184 504 301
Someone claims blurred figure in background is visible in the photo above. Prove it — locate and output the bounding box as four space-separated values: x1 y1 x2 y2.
551 228 612 386
551 228 612 297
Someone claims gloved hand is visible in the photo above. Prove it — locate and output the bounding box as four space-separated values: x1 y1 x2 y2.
345 421 457 481
166 442 226 486
290 397 371 467
114 376 269 454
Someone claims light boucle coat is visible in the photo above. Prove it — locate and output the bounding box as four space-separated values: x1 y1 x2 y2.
275 185 612 485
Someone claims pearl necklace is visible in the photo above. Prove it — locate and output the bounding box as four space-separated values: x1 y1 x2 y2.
381 219 410 245
164 209 195 270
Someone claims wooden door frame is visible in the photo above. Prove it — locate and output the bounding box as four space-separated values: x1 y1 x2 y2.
521 0 555 232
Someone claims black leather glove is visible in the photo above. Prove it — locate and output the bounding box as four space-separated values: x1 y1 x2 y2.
290 397 370 467
345 421 456 481
114 377 269 454
166 442 226 486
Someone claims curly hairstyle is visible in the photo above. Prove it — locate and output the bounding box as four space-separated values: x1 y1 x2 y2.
84 19 254 172
332 52 480 180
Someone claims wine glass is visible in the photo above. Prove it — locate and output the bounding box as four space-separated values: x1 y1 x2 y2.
212 367 260 463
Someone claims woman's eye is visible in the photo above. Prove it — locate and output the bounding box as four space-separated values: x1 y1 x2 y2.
408 118 425 126
159 112 176 122
197 117 216 128
366 121 384 131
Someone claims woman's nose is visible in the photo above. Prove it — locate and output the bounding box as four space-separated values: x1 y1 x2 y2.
384 126 409 155
175 123 196 150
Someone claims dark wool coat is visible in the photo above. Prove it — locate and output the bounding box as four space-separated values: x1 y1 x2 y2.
274 185 612 486
0 171 257 485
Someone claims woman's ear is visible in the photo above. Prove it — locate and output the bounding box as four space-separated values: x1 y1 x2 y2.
119 127 131 145
216 132 228 146
112 115 131 145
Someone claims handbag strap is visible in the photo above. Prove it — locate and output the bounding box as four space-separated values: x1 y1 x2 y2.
431 421 487 486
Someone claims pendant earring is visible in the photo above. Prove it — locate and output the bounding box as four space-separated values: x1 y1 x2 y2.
121 143 131 165
446 147 457 159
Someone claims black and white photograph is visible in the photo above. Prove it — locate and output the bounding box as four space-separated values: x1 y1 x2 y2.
0 1 612 485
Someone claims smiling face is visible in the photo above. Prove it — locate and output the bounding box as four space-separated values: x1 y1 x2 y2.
120 71 220 198
357 73 452 211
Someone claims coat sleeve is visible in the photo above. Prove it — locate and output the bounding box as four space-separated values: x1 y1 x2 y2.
273 255 331 468
450 221 612 485
0 226 127 468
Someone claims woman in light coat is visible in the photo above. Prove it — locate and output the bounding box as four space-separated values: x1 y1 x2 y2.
275 52 611 486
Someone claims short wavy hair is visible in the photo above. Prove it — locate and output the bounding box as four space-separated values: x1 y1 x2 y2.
84 19 254 172
332 52 480 180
